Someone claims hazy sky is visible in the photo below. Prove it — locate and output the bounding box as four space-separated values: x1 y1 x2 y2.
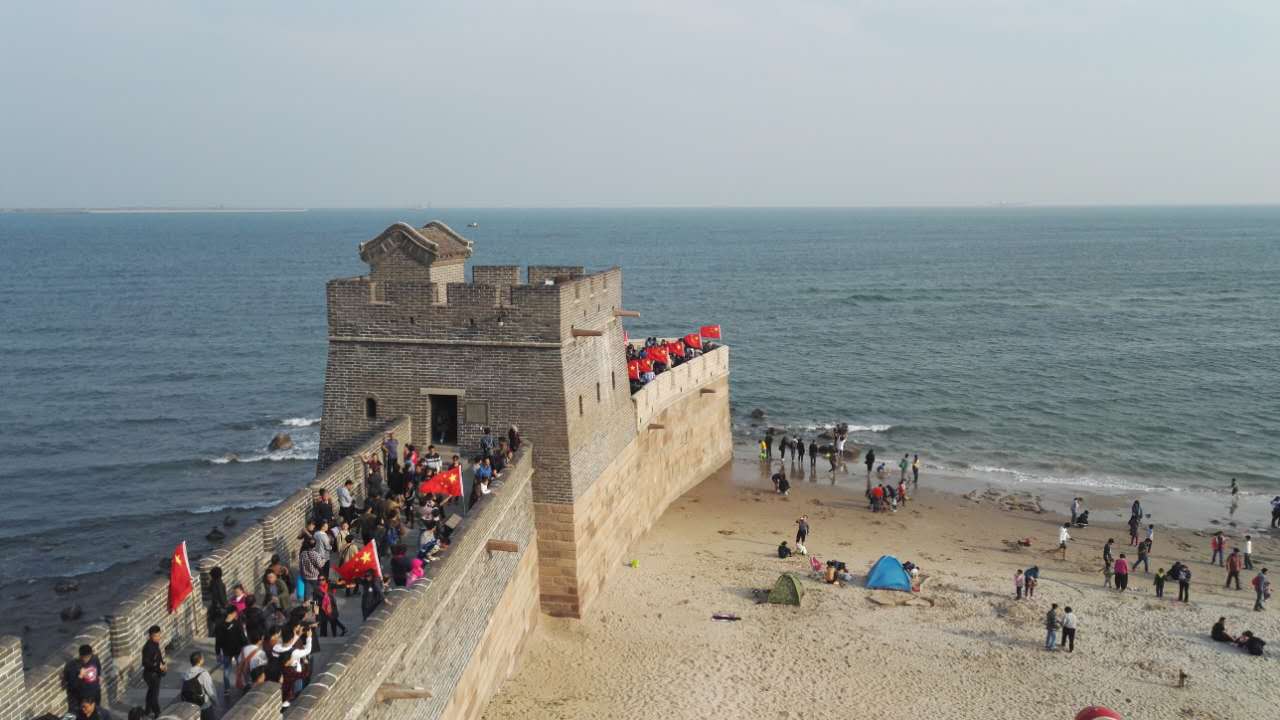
2 1 1278 208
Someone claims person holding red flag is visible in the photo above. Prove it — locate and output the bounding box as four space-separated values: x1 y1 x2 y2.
168 541 194 613
699 324 722 339
684 333 702 351
419 465 463 498
337 539 382 583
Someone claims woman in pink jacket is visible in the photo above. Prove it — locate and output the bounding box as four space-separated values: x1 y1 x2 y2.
1114 554 1130 592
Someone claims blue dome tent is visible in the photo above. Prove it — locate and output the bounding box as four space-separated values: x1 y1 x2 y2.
865 555 913 592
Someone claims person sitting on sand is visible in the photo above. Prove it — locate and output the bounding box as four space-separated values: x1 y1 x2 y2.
1235 631 1265 656
1212 617 1235 643
777 541 792 559
772 470 790 496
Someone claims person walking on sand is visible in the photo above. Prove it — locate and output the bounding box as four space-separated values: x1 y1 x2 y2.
779 434 791 462
1211 531 1226 567
795 515 810 546
1154 567 1166 598
1226 548 1244 590
1229 478 1240 517
1177 563 1192 603
899 453 910 483
1102 556 1114 589
1128 514 1140 546
911 454 920 489
1253 568 1271 612
1044 604 1061 650
864 448 876 485
1058 523 1071 561
1015 569 1025 600
1131 498 1143 521
1244 535 1254 570
1136 537 1152 574
795 437 805 466
1114 554 1130 592
1070 497 1081 526
1103 538 1114 568
809 439 818 470
1061 607 1077 652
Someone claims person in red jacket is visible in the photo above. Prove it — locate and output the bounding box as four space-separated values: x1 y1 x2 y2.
1226 548 1244 590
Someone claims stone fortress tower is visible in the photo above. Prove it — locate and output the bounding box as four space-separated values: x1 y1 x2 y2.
319 220 732 617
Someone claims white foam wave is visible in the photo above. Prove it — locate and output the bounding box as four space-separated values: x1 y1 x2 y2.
795 422 894 433
281 417 321 428
966 464 1171 494
207 437 319 465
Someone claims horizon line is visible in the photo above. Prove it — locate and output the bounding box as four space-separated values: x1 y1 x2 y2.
4 202 1280 213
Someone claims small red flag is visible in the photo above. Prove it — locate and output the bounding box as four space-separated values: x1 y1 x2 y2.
699 324 721 339
638 358 653 373
419 465 464 497
646 346 669 365
683 333 702 349
337 539 383 582
167 541 193 613
627 360 641 381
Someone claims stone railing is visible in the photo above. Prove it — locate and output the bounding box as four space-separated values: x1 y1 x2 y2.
0 418 410 720
631 345 730 431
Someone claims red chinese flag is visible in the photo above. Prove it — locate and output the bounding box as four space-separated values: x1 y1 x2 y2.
419 465 464 497
167 541 193 613
628 360 641 381
699 324 721 339
638 358 653 373
683 333 702 349
337 539 383 582
646 346 669 365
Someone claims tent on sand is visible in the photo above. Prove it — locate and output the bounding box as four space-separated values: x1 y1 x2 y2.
865 555 913 592
768 573 805 605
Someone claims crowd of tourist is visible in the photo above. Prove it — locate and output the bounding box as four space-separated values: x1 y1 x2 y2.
626 334 716 393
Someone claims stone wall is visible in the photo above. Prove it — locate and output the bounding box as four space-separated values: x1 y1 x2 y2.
535 346 732 616
283 448 539 720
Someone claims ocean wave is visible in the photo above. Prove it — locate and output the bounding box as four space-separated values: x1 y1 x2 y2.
966 463 1173 494
281 417 321 428
207 436 319 465
189 499 281 514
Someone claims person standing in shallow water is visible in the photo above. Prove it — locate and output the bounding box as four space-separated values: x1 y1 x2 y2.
898 453 909 483
911 454 920 489
809 439 818 470
795 437 805 467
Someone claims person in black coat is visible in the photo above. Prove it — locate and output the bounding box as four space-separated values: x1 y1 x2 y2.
62 644 102 711
213 607 248 697
141 626 166 718
360 571 386 620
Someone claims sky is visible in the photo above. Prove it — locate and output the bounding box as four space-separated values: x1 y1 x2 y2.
1 1 1278 208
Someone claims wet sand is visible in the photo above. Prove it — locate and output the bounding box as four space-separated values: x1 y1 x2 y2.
484 455 1280 720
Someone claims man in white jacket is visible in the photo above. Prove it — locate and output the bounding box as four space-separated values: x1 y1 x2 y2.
1058 523 1071 561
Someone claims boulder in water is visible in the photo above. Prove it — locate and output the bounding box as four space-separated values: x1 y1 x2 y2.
750 408 767 419
59 604 83 622
54 580 80 595
223 515 238 527
267 433 294 452
206 526 226 542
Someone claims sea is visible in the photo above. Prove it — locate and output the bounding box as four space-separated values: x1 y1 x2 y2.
1 207 1278 589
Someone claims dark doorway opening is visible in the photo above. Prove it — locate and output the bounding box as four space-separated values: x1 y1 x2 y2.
430 394 458 445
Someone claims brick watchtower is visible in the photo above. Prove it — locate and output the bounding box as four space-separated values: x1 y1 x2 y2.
319 220 645 615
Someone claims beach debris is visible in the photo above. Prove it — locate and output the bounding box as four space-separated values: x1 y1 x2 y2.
267 432 294 451
711 612 741 622
59 604 83 622
223 515 238 527
54 580 80 595
750 408 767 419
206 526 226 542
717 529 735 535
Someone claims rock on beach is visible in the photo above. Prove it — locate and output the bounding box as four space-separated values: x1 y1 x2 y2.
268 432 294 451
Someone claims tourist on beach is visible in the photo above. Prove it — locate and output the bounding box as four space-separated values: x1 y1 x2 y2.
1235 631 1266 656
1103 538 1114 567
795 437 805 465
1211 531 1226 567
1226 549 1243 590
899 454 909 483
779 434 791 461
1127 514 1140 546
1070 497 1081 526
1146 524 1155 545
897 478 908 506
181 651 218 720
1015 569 1025 600
758 439 767 460
1114 554 1130 592
214 606 247 698
62 644 102 710
809 439 818 470
777 541 792 559
1271 496 1280 529
1212 617 1236 643
1102 557 1114 589
1229 478 1240 517
141 626 165 718
1058 523 1071 560
864 448 876 483
1154 567 1166 598
1253 568 1271 612
1136 538 1152 574
795 515 809 546
764 431 774 459
1044 604 1061 650
1025 566 1039 598
1244 535 1254 570
870 483 884 512
1130 498 1143 521
1176 563 1192 602
911 454 920 489
1061 607 1077 652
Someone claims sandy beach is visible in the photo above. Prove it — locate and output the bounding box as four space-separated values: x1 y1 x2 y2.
484 453 1280 720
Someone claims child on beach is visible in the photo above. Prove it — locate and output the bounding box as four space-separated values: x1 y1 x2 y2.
1211 532 1226 566
1058 523 1071 561
1102 558 1114 588
1015 569 1025 600
897 479 908 506
1154 568 1166 598
1025 567 1039 598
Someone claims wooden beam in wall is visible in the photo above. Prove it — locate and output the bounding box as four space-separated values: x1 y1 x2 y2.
571 327 603 337
612 308 641 318
375 684 433 703
647 423 666 430
486 539 520 555
700 388 716 394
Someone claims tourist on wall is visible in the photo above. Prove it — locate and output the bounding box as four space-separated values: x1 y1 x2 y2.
206 566 227 633
73 695 109 720
180 651 218 720
507 424 522 451
259 570 293 617
272 625 313 706
62 644 102 711
213 607 247 698
337 479 356 523
360 569 386 620
234 631 267 695
141 626 166 718
315 577 346 636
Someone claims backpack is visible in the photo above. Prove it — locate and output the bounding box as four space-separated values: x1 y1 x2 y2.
180 674 207 706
